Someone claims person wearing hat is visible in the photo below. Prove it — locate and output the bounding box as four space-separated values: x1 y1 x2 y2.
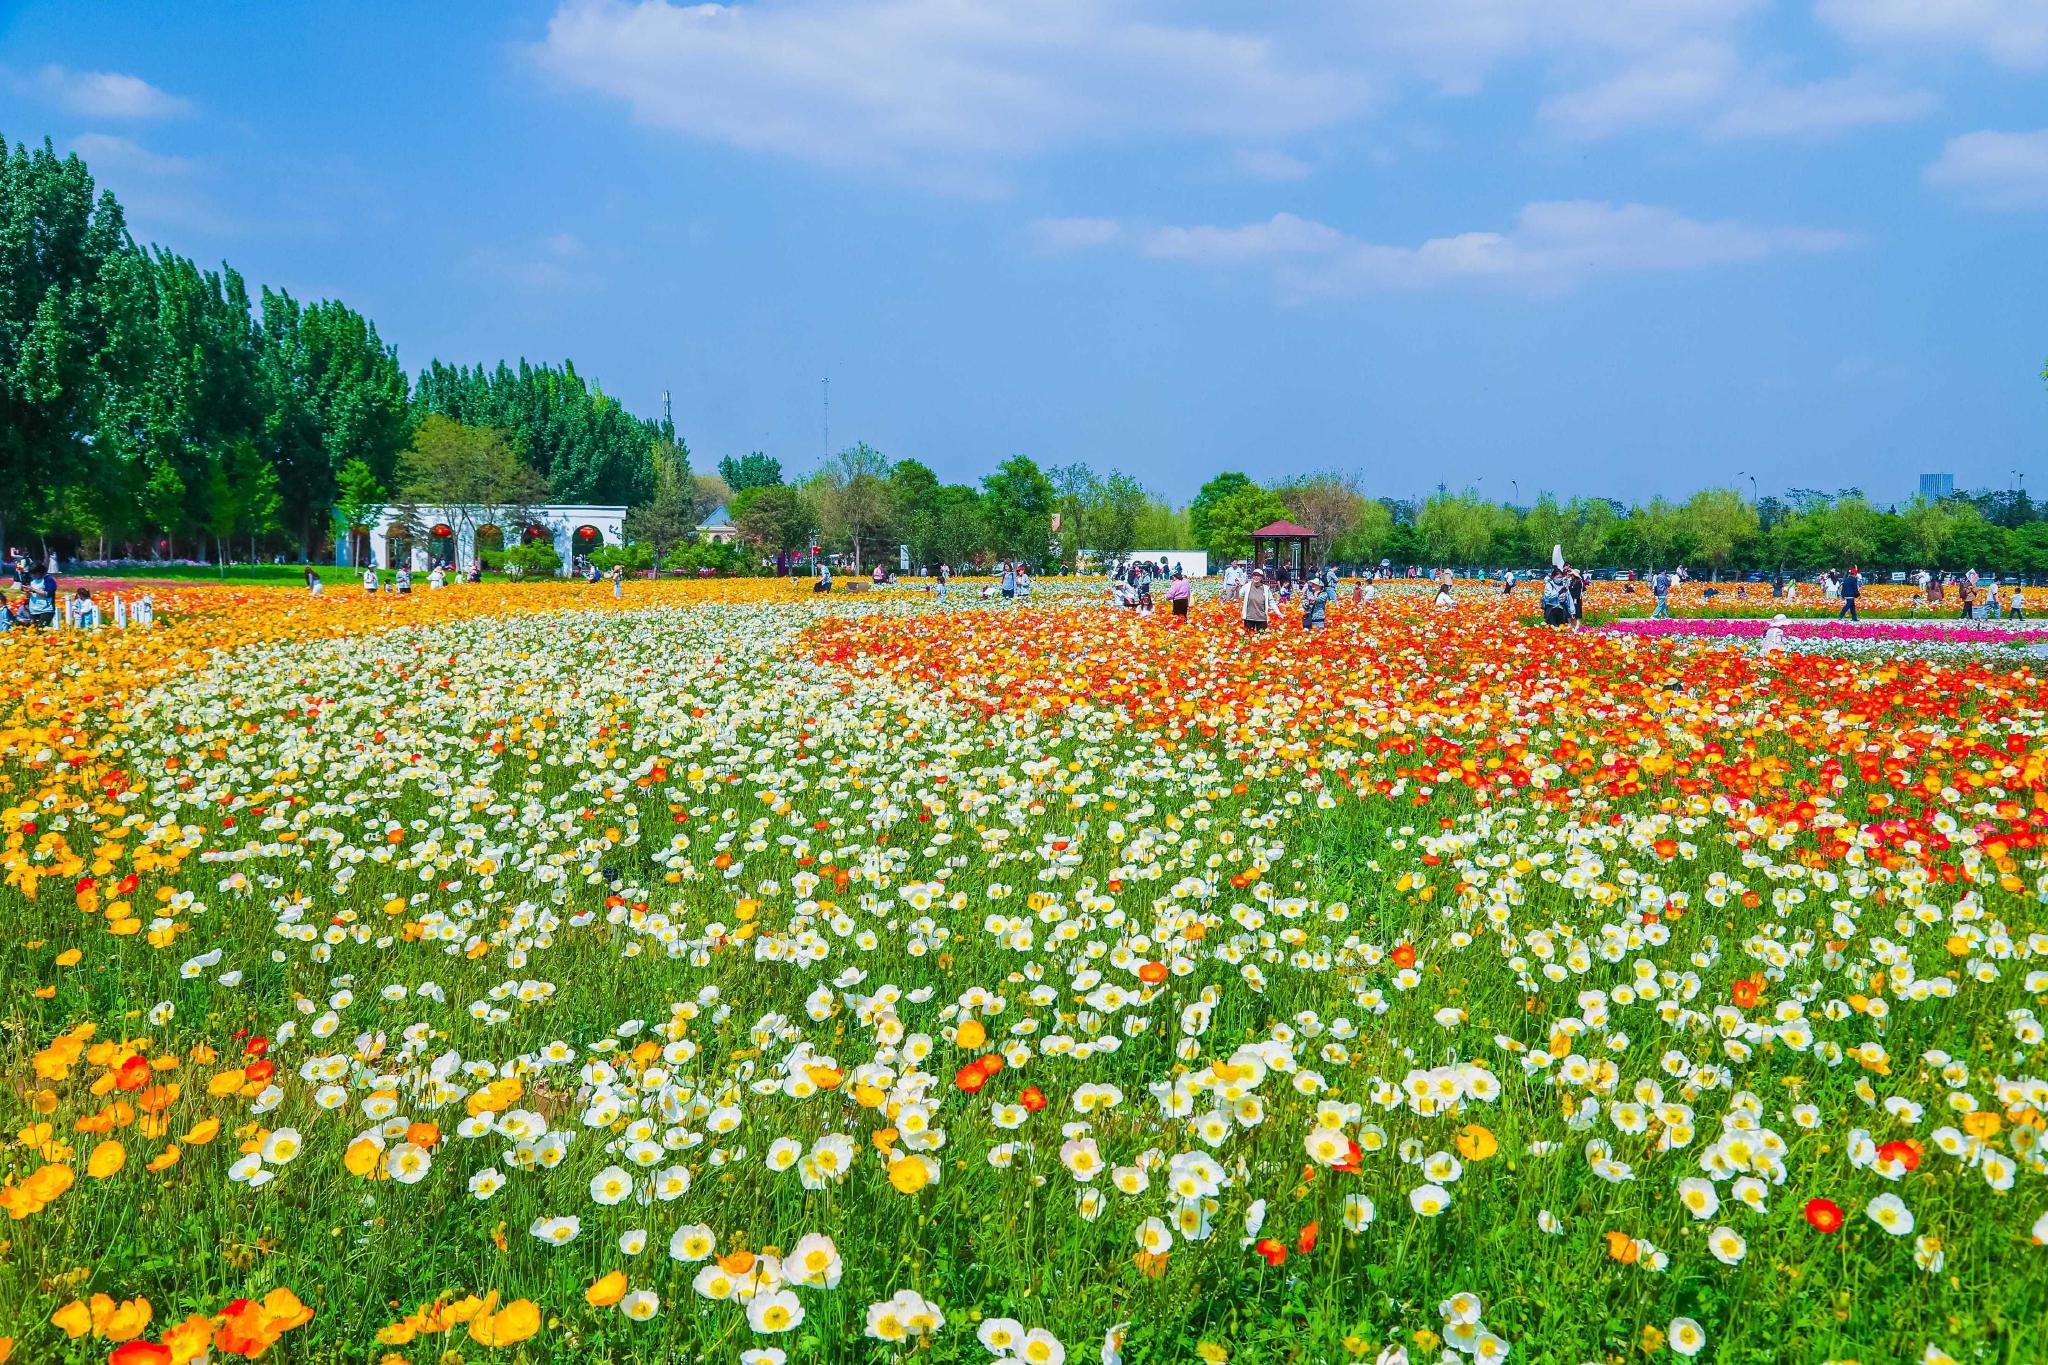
1241 568 1272 633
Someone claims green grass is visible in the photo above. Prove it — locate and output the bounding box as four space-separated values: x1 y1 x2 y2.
67 563 357 586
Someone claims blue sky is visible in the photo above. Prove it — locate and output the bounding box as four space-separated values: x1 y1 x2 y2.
3 0 2045 503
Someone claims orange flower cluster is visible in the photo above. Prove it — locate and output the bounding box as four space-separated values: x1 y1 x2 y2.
375 1291 542 1349
5 1024 232 1223
52 1287 310 1363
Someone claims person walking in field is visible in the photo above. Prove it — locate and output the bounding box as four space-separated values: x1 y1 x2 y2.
1167 567 1191 620
1956 578 1975 621
610 564 624 598
1837 565 1861 622
1651 569 1672 619
2010 584 2026 621
1302 576 1327 631
1241 569 1272 633
1540 569 1572 627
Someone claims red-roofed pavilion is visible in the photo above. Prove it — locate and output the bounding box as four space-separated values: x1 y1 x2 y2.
1250 519 1314 581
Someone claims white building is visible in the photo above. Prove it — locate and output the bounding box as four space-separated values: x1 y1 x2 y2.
357 504 627 573
698 505 740 545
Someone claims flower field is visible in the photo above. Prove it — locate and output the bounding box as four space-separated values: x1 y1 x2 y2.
1601 619 2046 645
3 581 2046 1365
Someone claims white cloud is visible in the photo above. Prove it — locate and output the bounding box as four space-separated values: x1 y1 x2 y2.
1117 201 1852 299
531 0 1951 185
1925 129 2048 209
1350 0 1765 94
468 236 605 291
1142 212 1350 265
13 64 191 118
533 0 1367 187
1540 44 1933 141
67 132 202 178
1231 148 1312 181
1028 217 1124 254
1538 39 1738 138
1706 74 1936 140
1818 0 2048 70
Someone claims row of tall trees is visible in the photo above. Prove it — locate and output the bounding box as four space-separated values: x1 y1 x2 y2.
720 446 1059 570
713 447 1212 572
1 133 676 561
1177 471 2048 575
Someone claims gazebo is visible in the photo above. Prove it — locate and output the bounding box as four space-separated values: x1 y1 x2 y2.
1249 519 1315 582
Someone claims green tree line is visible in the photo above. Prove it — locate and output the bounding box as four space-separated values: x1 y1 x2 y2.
1 133 675 561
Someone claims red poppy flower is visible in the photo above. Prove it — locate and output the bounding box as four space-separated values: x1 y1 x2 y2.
1296 1221 1320 1254
1803 1197 1844 1233
1876 1139 1921 1173
1253 1237 1286 1267
954 1063 988 1094
1019 1086 1048 1112
109 1343 173 1365
1391 943 1417 969
1731 980 1761 1008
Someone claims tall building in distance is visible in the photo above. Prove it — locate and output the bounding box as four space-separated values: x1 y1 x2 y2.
1919 472 1955 500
